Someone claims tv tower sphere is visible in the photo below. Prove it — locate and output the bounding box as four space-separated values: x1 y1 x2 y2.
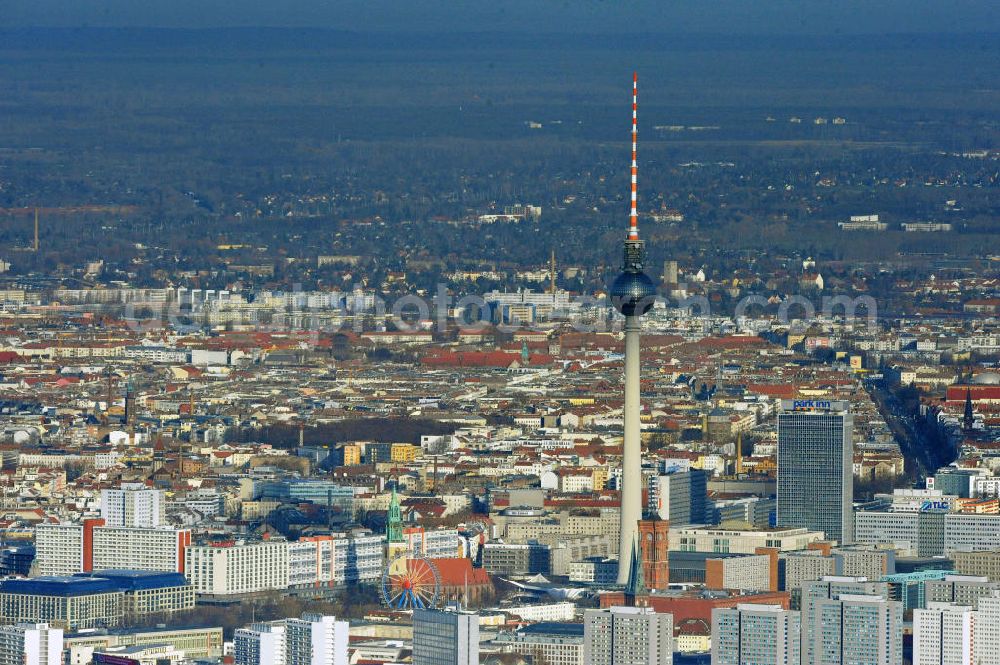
610 262 657 316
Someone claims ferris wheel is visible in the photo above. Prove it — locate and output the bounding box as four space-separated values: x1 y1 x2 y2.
380 553 442 610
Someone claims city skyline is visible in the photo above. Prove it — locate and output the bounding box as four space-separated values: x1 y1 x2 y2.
0 5 998 664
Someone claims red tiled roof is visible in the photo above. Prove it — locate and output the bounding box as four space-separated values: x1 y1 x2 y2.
421 351 555 367
433 557 491 586
947 385 1000 402
747 384 797 398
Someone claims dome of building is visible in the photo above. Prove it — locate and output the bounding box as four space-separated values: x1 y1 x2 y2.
972 372 1000 385
609 270 657 316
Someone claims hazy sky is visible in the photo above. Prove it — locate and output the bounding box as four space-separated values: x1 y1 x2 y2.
4 0 999 34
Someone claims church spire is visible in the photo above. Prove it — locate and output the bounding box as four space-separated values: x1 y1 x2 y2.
387 485 404 544
624 535 648 605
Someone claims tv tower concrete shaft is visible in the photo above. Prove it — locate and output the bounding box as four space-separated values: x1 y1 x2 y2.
617 314 643 584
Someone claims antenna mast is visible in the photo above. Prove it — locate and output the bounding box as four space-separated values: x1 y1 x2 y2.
628 72 639 241
549 250 556 294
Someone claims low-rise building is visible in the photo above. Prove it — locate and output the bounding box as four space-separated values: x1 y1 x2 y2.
568 557 618 585
63 625 224 663
483 542 551 576
492 622 584 665
669 526 824 554
0 577 122 631
953 549 1000 581
924 575 1000 609
0 572 192 632
72 570 194 621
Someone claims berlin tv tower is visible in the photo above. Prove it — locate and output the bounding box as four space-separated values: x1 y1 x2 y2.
610 72 657 585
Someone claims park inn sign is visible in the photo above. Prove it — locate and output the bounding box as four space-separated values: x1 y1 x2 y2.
780 399 850 413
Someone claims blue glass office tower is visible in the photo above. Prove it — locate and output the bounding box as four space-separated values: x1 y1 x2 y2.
777 400 854 545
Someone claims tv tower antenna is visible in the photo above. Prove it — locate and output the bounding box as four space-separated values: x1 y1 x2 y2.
628 71 639 241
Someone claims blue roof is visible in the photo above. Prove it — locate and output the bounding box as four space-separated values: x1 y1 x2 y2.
75 570 188 591
519 623 584 637
0 571 188 597
1 576 121 597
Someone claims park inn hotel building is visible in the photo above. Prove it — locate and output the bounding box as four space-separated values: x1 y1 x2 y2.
776 399 854 545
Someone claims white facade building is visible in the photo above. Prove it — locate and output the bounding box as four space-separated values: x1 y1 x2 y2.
498 602 576 623
491 623 583 665
92 527 187 572
235 615 347 665
806 594 902 665
235 623 286 665
669 526 824 554
101 484 166 528
0 623 62 665
712 604 800 665
186 540 289 596
331 533 383 584
34 524 84 576
423 529 461 559
913 602 974 665
285 614 349 665
186 533 383 596
583 606 673 665
974 591 1000 665
34 522 187 575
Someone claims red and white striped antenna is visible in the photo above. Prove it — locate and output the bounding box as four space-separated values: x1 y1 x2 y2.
628 72 639 240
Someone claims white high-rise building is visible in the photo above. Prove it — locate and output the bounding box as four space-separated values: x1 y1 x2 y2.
913 602 974 665
711 604 800 665
807 594 902 665
185 540 289 596
235 623 286 665
583 606 673 665
800 577 890 665
34 521 188 576
91 526 188 572
0 623 63 665
101 483 166 528
412 609 479 665
974 591 1000 665
285 614 349 665
33 524 84 576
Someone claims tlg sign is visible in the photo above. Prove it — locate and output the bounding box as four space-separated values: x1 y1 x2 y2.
920 500 950 512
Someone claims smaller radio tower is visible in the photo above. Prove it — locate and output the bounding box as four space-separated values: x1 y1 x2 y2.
33 208 39 252
549 249 557 294
124 377 136 431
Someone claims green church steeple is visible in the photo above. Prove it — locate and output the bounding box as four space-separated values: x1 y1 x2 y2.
386 485 404 544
